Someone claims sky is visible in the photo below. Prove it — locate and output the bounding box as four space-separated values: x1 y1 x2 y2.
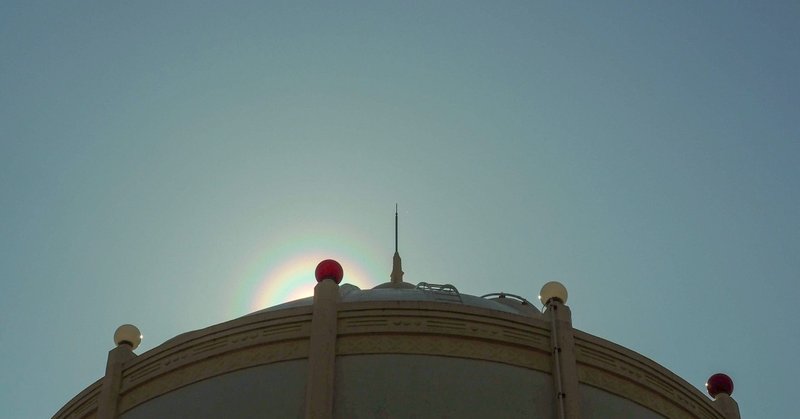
1 1 798 417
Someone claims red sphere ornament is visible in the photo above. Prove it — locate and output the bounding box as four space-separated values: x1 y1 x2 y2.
315 259 344 284
706 373 734 398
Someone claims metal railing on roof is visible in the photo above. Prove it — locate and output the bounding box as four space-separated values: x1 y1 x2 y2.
415 282 462 303
479 292 535 307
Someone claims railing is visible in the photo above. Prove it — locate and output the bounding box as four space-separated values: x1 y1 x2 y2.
415 282 462 303
480 292 536 308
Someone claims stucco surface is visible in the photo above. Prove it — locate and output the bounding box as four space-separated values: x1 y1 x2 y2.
334 354 555 419
118 360 307 419
580 383 665 419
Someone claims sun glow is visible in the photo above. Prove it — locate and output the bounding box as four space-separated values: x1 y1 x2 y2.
249 252 374 312
229 227 384 317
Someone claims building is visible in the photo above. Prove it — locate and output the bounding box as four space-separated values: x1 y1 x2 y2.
54 218 741 418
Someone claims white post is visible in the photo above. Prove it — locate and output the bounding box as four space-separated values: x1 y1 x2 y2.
713 393 741 419
304 278 340 419
546 301 581 419
96 344 136 419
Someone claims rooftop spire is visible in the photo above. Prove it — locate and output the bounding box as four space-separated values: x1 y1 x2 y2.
390 204 404 284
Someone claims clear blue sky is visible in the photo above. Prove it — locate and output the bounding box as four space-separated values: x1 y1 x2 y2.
2 2 798 417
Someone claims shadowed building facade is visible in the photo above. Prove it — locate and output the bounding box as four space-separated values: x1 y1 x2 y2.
55 228 741 419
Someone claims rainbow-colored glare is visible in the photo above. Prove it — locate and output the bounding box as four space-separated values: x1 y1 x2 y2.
229 228 384 317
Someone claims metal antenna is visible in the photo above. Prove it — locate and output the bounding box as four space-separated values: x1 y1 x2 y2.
390 204 404 284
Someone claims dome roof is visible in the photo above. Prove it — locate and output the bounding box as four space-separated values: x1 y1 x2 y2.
54 254 740 419
251 281 542 317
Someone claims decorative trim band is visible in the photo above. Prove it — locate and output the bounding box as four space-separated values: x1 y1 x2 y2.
53 380 101 419
575 332 723 419
118 339 309 414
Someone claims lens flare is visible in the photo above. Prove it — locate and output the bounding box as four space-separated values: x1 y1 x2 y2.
249 253 373 312
228 227 384 317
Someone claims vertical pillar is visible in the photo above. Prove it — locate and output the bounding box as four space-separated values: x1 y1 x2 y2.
96 344 136 419
304 278 340 419
707 374 740 419
713 393 741 419
546 301 581 419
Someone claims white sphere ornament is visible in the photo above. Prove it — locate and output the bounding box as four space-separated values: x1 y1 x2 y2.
539 281 568 305
114 324 142 350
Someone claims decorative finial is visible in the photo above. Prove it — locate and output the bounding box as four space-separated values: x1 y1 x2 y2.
390 204 404 284
706 373 734 398
114 324 142 350
315 259 344 284
539 281 568 305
